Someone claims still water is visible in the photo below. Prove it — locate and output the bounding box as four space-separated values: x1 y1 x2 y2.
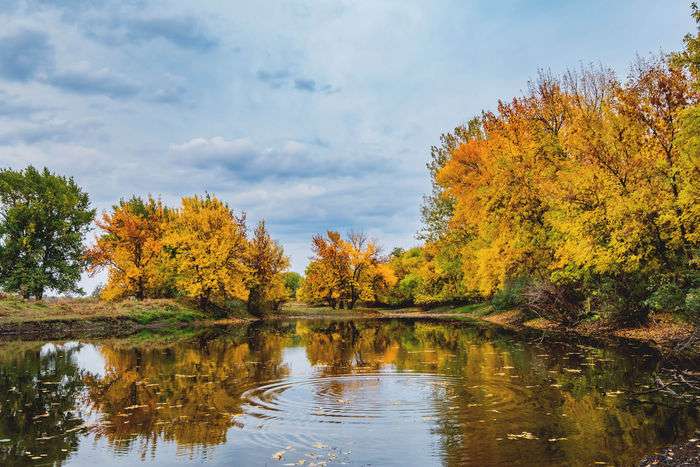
0 319 697 466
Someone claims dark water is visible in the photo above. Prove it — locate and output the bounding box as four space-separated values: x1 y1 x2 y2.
0 319 698 466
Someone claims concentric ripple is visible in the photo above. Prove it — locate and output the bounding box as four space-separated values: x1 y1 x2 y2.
235 370 533 450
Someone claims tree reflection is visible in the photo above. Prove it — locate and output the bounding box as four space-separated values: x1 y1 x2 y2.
0 320 697 466
82 326 291 459
0 342 87 466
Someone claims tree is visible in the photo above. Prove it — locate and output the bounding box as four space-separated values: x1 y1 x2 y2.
298 231 386 309
164 195 249 312
299 231 349 308
244 220 289 315
418 118 483 242
0 166 94 299
430 56 699 323
282 271 303 300
86 196 172 300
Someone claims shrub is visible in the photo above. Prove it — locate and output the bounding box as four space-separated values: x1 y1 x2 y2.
490 277 528 311
522 280 586 326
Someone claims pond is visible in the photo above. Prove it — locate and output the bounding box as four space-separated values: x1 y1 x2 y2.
0 318 697 466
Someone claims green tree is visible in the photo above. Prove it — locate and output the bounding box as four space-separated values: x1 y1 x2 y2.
282 271 303 299
0 166 94 299
418 118 482 242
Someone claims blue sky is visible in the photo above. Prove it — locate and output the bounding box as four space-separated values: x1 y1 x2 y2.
0 0 695 292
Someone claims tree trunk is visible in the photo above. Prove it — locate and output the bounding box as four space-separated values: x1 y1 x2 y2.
198 293 209 311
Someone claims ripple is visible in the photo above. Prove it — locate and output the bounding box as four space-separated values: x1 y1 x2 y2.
236 370 532 450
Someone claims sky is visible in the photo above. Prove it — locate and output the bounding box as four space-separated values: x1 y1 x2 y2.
0 0 695 294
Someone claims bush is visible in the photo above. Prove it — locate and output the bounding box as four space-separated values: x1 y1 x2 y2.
522 280 586 326
490 277 528 311
589 274 650 325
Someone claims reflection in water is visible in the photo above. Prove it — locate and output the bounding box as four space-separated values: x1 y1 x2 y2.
0 319 697 466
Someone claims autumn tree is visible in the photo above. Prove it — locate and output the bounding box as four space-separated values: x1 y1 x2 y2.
299 231 387 309
86 196 172 300
0 166 93 299
164 195 249 312
244 220 290 315
299 231 349 308
430 54 699 323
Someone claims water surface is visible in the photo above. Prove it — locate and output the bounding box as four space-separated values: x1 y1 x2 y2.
0 318 697 466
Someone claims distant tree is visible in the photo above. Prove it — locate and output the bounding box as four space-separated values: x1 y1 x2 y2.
245 220 289 316
0 166 94 299
299 231 389 309
282 271 303 299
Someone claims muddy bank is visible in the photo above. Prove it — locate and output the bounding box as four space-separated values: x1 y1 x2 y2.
0 315 253 341
0 316 180 340
477 309 700 367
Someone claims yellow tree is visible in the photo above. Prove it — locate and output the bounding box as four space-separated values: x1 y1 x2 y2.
346 231 382 308
299 231 385 309
299 231 349 308
245 220 290 315
164 195 249 311
86 196 171 300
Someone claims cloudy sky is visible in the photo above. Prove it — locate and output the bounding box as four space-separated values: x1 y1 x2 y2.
0 0 694 292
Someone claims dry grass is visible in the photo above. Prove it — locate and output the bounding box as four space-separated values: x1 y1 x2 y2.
0 296 204 325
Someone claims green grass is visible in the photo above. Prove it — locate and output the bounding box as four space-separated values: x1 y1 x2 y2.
452 302 494 317
127 307 205 325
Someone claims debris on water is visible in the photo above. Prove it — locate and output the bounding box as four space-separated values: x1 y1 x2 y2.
507 431 538 440
313 442 328 449
33 413 50 420
548 437 567 442
124 404 147 410
564 368 582 373
272 450 285 460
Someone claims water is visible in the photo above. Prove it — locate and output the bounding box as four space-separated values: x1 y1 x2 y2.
0 318 697 466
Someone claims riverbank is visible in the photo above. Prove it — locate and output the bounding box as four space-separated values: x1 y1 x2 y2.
473 307 699 363
1 297 697 362
0 297 250 340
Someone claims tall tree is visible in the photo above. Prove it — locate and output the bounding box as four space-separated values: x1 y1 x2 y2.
164 195 249 311
0 166 93 299
245 220 289 315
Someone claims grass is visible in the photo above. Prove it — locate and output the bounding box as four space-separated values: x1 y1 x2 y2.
0 296 208 326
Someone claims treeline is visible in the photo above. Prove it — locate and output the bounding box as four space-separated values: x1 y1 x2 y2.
417 9 697 324
0 167 294 315
85 195 294 315
304 6 700 325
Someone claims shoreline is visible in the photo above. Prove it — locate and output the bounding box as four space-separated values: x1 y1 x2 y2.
0 299 697 365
